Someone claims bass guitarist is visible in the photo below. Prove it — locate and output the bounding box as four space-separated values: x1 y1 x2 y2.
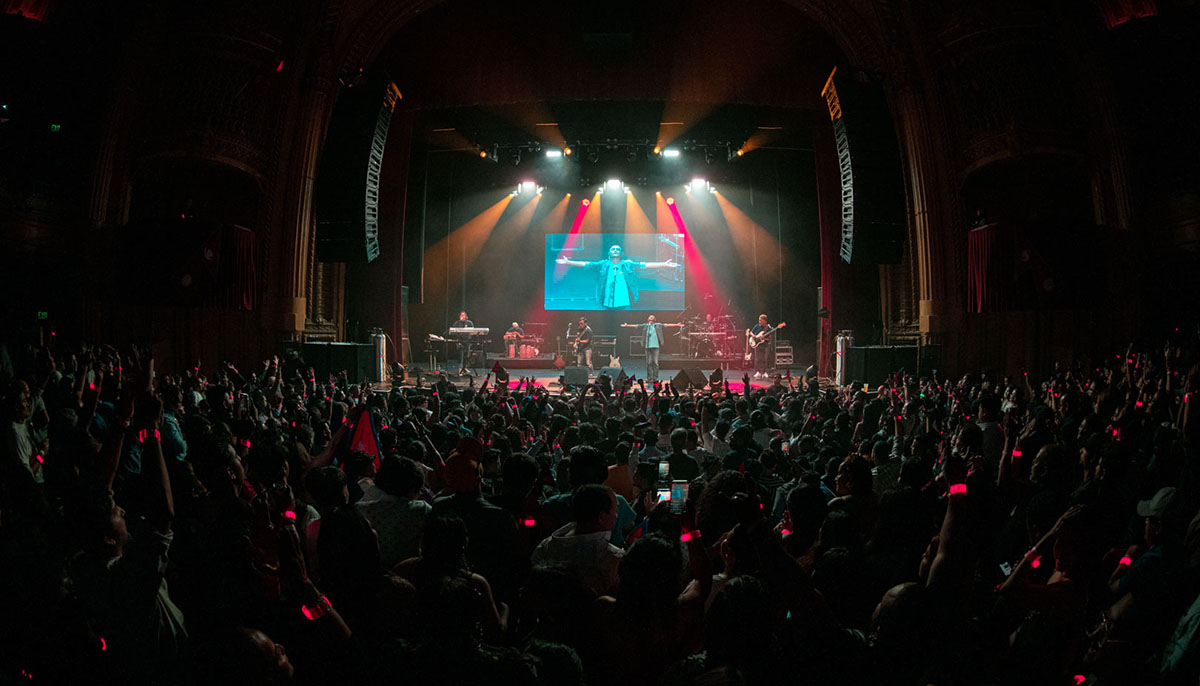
746 314 785 378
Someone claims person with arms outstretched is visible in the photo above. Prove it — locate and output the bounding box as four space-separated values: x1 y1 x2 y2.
620 315 683 383
557 245 677 310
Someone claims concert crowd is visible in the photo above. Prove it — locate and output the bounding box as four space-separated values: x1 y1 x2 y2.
1 332 1199 685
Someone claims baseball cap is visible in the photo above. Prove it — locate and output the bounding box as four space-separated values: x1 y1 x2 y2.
1136 486 1178 518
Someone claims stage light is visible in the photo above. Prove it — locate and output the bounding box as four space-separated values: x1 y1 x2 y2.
691 178 707 190
653 145 662 155
545 149 563 158
662 149 681 158
518 180 537 194
606 179 622 190
479 149 488 158
665 197 675 205
736 148 745 156
563 146 573 156
581 198 591 206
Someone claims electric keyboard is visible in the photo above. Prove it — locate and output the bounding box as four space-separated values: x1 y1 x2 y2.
448 327 491 336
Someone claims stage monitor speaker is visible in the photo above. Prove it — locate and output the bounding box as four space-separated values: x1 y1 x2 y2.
708 368 723 387
599 366 624 382
822 67 906 265
673 368 708 390
597 367 625 394
314 75 402 263
563 366 590 387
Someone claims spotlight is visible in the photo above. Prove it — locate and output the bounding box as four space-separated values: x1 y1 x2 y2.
736 148 745 156
545 149 563 158
606 179 623 191
519 180 537 194
478 149 488 159
691 178 707 190
662 149 681 158
653 145 662 155
581 198 591 207
665 197 675 205
563 146 573 157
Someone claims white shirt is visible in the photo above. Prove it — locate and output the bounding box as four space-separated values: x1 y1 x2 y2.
8 421 41 483
531 523 624 595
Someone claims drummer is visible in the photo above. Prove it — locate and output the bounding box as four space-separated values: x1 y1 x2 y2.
504 321 524 358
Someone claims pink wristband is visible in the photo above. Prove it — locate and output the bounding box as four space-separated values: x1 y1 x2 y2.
1119 555 1132 566
948 483 967 496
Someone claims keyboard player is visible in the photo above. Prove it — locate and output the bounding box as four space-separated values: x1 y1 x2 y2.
448 311 474 374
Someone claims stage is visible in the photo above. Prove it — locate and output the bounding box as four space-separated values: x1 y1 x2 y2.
381 359 804 394
482 353 747 371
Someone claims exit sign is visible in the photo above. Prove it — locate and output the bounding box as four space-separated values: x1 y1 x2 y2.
36 311 48 320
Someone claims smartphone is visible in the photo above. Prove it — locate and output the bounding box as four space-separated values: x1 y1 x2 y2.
670 480 688 515
656 487 671 504
999 561 1013 577
657 461 670 483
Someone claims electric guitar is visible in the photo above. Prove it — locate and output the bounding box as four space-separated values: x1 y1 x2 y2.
745 322 786 360
554 336 567 369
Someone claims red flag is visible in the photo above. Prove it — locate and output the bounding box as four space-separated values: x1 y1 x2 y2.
348 407 382 470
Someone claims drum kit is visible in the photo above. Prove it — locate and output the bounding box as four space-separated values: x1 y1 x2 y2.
677 314 738 358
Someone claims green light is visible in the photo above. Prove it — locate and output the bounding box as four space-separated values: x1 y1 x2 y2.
37 311 48 320
49 123 61 132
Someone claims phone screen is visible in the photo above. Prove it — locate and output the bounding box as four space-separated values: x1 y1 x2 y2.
999 562 1013 577
670 480 688 515
656 487 671 504
657 461 670 483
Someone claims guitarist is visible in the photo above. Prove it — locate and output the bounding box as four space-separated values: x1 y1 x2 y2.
620 314 683 384
747 314 773 378
574 317 593 369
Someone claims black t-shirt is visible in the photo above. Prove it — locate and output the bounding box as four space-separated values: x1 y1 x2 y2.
668 451 701 481
576 326 593 349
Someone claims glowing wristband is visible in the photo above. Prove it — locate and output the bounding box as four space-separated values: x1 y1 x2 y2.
680 530 701 543
948 483 967 496
1118 556 1132 567
301 595 332 621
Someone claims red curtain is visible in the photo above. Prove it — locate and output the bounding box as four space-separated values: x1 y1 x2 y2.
968 223 1016 313
224 225 257 311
